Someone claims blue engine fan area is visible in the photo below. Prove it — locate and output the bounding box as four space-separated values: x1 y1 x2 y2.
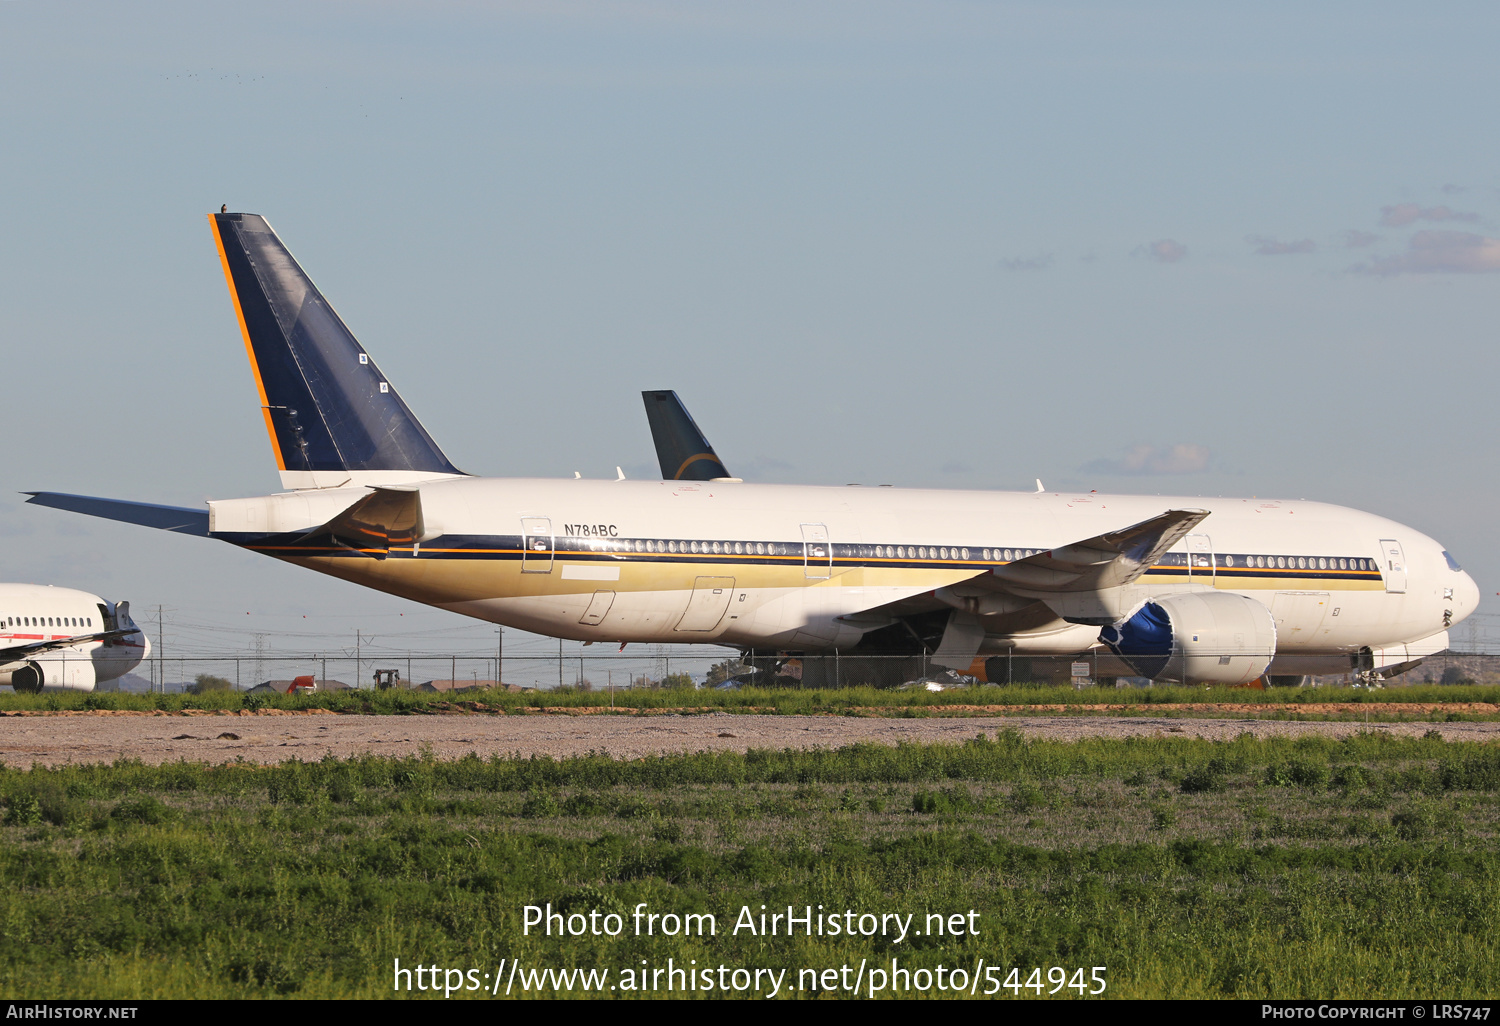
1100 591 1277 685
1100 601 1175 680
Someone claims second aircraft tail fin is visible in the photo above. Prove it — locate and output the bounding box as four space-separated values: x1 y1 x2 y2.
642 390 733 481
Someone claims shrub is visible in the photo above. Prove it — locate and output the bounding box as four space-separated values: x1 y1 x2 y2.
1180 764 1226 794
521 792 562 818
1266 760 1329 789
189 674 234 694
266 772 317 806
912 787 978 815
1008 782 1046 812
111 795 172 825
1333 765 1368 790
563 791 609 817
4 793 41 826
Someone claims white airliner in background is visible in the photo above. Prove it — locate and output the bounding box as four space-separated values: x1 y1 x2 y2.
0 585 149 692
26 212 1480 687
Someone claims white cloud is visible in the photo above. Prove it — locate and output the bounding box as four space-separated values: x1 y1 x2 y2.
1357 230 1500 276
1082 443 1211 476
998 254 1052 272
1135 239 1187 263
1246 235 1316 255
740 455 795 478
1379 203 1479 227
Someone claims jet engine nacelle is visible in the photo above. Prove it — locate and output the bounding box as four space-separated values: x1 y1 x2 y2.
1101 591 1276 685
6 654 99 693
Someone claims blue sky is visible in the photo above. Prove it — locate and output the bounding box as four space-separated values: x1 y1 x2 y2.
3 1 1497 659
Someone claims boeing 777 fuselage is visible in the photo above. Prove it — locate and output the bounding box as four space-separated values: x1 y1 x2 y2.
26 213 1480 686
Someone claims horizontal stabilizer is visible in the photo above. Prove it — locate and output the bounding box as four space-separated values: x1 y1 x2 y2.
24 492 209 536
304 486 425 557
642 390 732 481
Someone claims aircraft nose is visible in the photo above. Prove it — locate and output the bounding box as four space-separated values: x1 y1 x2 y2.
1454 571 1480 623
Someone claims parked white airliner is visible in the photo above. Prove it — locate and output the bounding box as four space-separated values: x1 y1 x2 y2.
0 585 149 692
26 213 1480 686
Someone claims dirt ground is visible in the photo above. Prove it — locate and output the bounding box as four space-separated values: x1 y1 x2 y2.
0 710 1495 767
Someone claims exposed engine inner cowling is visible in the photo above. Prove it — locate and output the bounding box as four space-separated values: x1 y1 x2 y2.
8 662 43 694
1100 591 1277 685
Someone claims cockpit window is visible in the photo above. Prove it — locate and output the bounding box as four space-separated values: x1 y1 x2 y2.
1443 551 1463 572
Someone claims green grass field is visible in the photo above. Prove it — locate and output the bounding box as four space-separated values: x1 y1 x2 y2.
1 730 1497 999
2 682 1497 716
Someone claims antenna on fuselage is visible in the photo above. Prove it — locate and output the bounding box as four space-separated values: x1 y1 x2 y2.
1035 479 1045 493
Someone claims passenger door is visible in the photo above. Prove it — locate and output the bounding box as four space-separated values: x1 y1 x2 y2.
801 523 831 580
1186 533 1215 581
1378 539 1407 594
521 517 554 573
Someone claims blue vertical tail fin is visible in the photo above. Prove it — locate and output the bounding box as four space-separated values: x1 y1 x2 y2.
642 390 733 481
209 212 463 489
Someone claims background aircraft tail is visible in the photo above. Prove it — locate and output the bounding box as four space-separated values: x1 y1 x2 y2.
642 390 732 480
209 213 462 489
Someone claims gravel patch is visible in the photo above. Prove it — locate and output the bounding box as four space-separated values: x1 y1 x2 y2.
0 712 1495 767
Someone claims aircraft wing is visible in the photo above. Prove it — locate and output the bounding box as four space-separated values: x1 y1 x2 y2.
833 508 1210 667
984 507 1210 622
24 492 209 536
0 629 140 665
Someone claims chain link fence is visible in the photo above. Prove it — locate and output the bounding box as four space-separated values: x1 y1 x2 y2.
96 649 1500 693
107 650 737 694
